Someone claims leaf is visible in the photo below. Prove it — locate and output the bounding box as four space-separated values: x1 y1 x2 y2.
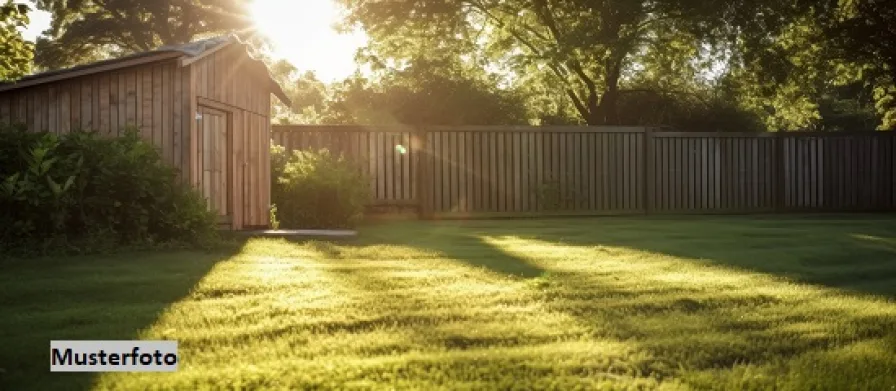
47 176 61 196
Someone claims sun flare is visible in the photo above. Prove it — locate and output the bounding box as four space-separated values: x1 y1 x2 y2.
249 0 366 82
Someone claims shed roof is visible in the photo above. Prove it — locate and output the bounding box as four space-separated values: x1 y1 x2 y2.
0 35 291 106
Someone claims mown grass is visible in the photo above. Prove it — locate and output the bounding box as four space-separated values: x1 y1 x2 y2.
1 215 896 390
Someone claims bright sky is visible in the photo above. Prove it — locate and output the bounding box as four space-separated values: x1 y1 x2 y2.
20 1 367 83
249 0 367 82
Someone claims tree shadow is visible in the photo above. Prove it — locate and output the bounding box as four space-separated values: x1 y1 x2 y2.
0 242 246 391
364 217 896 386
359 221 547 279
369 215 896 299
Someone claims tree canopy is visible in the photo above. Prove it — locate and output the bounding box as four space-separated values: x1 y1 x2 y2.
335 0 895 130
32 0 254 70
17 0 896 130
0 1 33 81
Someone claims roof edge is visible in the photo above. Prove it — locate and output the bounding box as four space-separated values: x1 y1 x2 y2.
0 52 183 93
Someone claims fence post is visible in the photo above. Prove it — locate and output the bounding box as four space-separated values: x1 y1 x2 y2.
413 128 434 220
774 133 786 212
643 127 654 214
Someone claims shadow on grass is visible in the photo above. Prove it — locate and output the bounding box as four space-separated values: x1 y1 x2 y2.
365 216 896 299
358 216 896 386
360 222 547 279
0 240 247 391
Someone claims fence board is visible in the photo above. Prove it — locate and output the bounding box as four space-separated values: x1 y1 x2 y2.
271 125 896 217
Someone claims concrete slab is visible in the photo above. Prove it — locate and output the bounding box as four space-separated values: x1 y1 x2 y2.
235 229 358 241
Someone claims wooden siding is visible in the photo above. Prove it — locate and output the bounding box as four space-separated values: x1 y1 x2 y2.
191 45 271 116
191 45 274 228
0 45 279 230
0 60 189 175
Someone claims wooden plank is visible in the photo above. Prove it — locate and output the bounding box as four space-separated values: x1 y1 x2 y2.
68 83 80 130
152 65 163 148
9 92 22 125
623 133 632 210
161 64 171 164
231 110 243 229
439 131 449 210
187 66 198 187
550 132 560 209
456 131 466 212
125 71 137 126
91 77 101 134
209 52 217 101
80 81 93 130
31 89 41 132
247 114 256 225
496 131 506 212
520 132 530 212
173 67 183 178
385 131 395 201
199 112 208 209
108 73 117 135
643 129 653 212
450 130 460 211
466 132 482 212
470 131 481 211
262 115 271 226
117 72 127 131
58 85 70 134
141 68 153 141
376 131 386 201
218 114 226 214
0 95 10 125
46 86 57 133
688 137 696 210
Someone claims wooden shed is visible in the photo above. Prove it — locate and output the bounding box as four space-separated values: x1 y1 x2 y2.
0 35 290 230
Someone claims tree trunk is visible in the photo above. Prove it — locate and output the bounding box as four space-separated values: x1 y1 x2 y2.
597 60 623 125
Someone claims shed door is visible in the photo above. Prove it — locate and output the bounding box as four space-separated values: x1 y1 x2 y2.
197 107 230 220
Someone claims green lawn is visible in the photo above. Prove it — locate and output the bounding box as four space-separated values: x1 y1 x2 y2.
2 216 896 390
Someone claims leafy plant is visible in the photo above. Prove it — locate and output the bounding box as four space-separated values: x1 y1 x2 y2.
0 125 218 256
271 145 370 229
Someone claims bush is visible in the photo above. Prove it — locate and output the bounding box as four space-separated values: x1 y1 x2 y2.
0 125 218 256
271 143 370 229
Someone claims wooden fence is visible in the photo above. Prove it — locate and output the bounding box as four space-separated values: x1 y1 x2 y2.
271 125 896 218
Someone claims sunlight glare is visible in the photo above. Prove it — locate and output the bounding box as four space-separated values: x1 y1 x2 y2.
249 0 367 82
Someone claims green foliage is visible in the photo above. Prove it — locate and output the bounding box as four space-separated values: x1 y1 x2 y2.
323 72 530 126
32 0 255 70
616 91 765 132
271 144 370 229
0 125 218 256
0 1 33 81
338 0 779 126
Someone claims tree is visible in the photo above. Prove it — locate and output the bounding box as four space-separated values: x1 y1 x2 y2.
824 0 896 129
267 60 329 124
0 1 33 81
337 0 785 126
321 57 530 126
32 0 254 70
717 0 895 131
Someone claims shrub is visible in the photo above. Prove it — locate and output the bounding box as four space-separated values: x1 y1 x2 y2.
271 144 370 229
0 125 218 256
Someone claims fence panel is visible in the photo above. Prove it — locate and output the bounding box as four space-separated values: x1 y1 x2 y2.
272 126 896 218
272 126 416 206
